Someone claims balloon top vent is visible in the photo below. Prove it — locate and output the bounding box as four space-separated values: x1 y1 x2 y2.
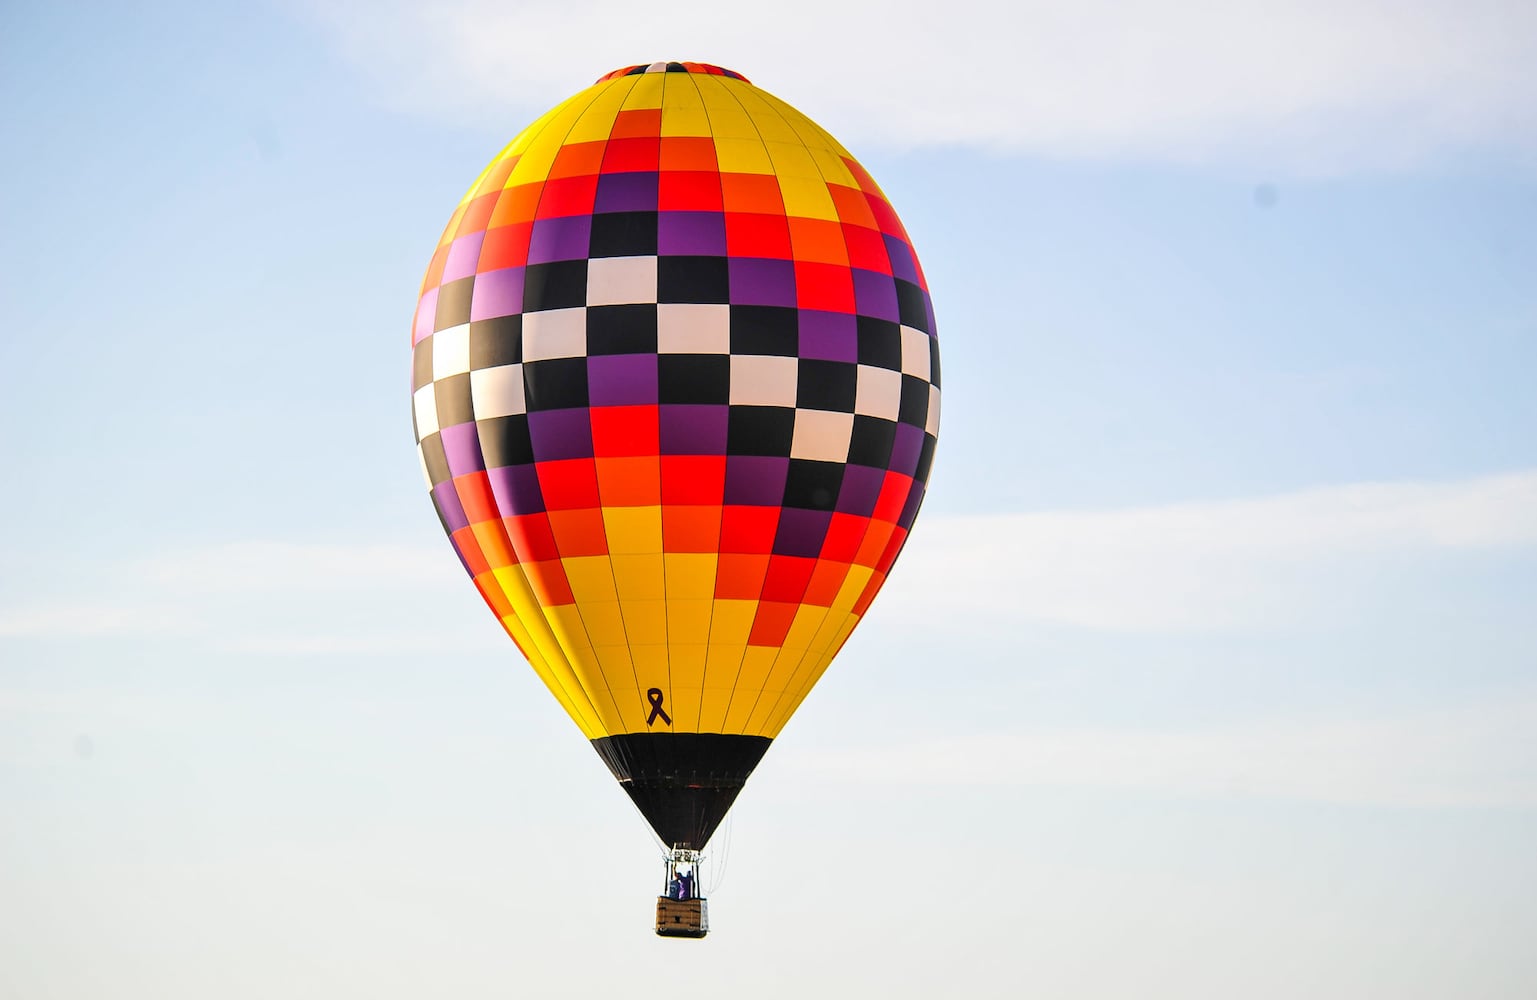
596 63 751 84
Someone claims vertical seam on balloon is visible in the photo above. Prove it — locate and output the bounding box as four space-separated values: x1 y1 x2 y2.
738 87 852 735
530 78 642 734
716 81 843 738
651 69 684 735
476 79 628 736
426 98 616 734
701 73 779 738
678 69 731 736
746 90 914 737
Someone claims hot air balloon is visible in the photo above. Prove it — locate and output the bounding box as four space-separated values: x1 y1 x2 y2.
410 62 940 937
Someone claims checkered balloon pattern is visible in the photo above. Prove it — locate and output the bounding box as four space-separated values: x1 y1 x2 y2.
412 62 939 743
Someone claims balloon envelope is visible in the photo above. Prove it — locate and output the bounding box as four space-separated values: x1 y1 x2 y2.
411 62 940 849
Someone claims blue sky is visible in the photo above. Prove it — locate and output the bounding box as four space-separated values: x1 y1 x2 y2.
3 2 1536 996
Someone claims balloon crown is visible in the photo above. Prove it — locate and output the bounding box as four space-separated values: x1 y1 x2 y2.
595 62 750 84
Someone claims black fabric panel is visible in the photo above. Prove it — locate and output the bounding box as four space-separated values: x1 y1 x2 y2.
730 305 799 356
898 374 929 427
523 260 588 312
523 358 589 410
783 459 844 510
587 304 659 355
659 354 730 404
434 277 474 331
411 342 433 391
895 279 928 332
591 733 773 850
856 316 902 369
727 406 795 456
590 211 659 258
797 359 858 412
847 415 896 468
659 256 729 303
469 315 522 369
478 414 535 468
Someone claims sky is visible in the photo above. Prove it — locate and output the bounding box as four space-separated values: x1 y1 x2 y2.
2 1 1536 996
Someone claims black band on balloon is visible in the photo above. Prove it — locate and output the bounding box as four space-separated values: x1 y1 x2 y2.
591 733 772 850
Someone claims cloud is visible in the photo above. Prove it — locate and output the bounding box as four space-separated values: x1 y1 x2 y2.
777 692 1537 807
872 469 1537 632
0 540 500 654
1 470 1532 645
302 0 1537 170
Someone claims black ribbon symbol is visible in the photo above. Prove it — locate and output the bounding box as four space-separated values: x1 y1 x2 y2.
646 688 672 727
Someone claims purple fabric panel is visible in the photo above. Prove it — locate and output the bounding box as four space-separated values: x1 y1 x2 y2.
724 455 789 505
851 268 900 322
469 266 526 321
487 463 544 515
773 508 832 558
414 288 439 345
432 480 469 532
658 211 727 255
882 234 919 285
659 404 728 455
443 231 487 283
797 309 858 362
835 464 883 516
727 257 797 307
528 407 594 461
889 422 923 477
595 171 659 213
440 421 487 478
528 215 593 264
587 354 659 406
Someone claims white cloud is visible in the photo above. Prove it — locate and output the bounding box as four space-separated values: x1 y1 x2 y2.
302 0 1537 170
1 470 1531 645
873 469 1537 631
777 692 1537 807
0 540 500 653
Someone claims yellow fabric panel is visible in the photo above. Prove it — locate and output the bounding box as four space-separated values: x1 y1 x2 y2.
696 658 739 733
497 612 602 737
690 76 756 130
830 565 874 613
611 553 666 601
777 174 839 221
620 598 668 645
753 90 851 157
806 144 858 187
619 71 665 110
721 646 779 732
603 505 663 555
761 646 840 737
663 553 717 600
510 93 597 182
563 554 619 603
579 599 629 647
782 602 832 652
728 85 800 143
707 598 757 647
565 77 636 142
545 603 594 656
490 562 626 737
502 100 570 159
763 140 821 180
666 598 713 646
660 73 712 137
713 136 775 174
667 644 708 731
